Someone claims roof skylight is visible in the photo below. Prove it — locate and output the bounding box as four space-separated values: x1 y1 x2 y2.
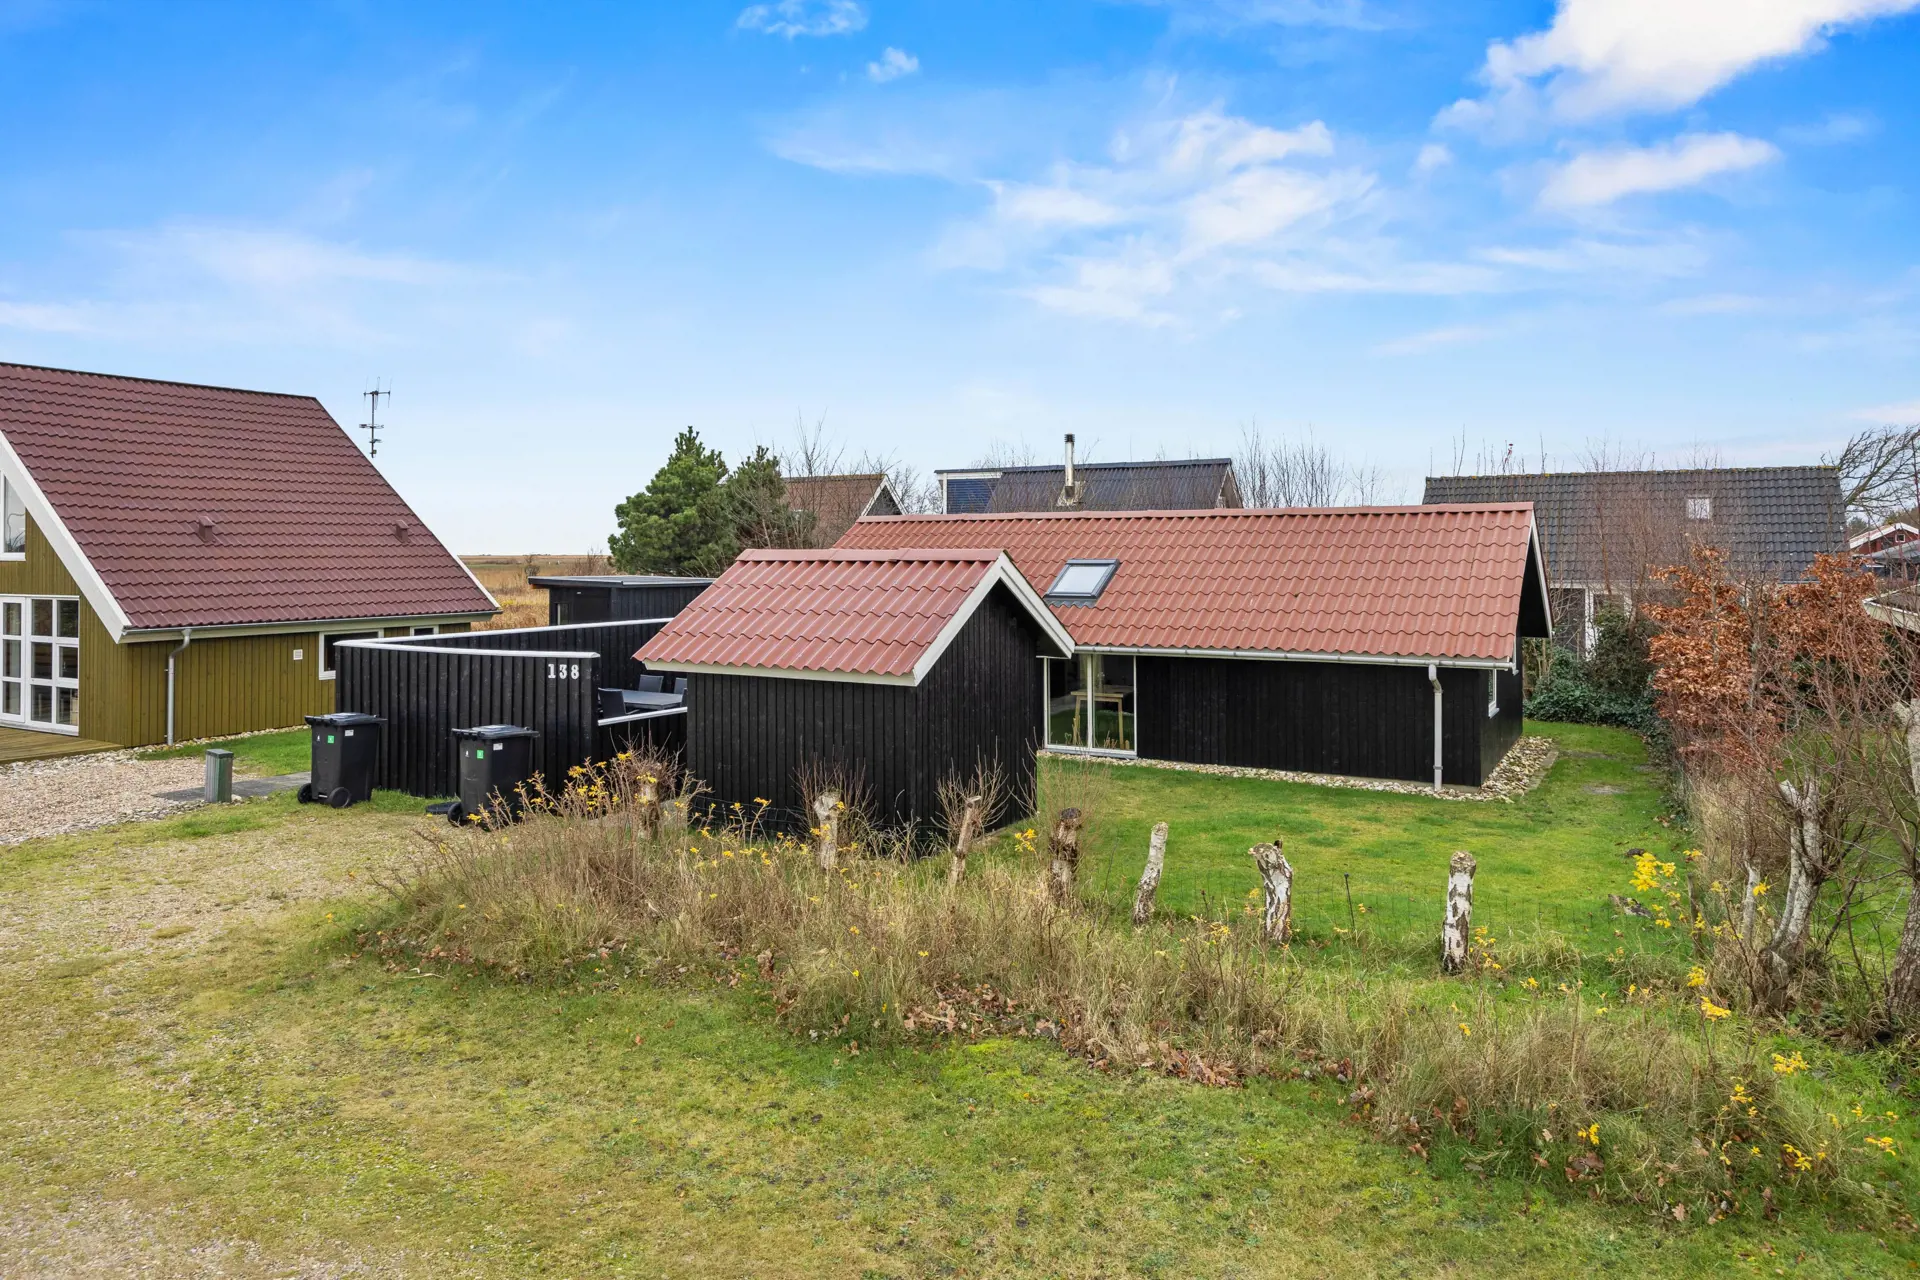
1047 559 1118 603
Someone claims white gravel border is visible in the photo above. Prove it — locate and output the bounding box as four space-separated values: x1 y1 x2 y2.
1039 735 1560 803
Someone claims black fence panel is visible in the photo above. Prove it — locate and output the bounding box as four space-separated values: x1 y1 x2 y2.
335 641 600 797
408 619 671 691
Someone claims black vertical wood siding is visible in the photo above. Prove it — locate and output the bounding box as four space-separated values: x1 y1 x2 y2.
335 643 598 797
681 585 1047 830
410 620 669 692
1134 655 1499 786
333 620 676 797
547 582 711 626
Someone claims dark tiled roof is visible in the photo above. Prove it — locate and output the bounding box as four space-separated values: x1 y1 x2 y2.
782 473 899 546
839 505 1549 664
0 363 497 630
939 458 1240 514
1422 467 1843 587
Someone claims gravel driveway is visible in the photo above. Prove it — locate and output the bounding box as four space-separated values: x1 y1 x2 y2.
0 751 206 846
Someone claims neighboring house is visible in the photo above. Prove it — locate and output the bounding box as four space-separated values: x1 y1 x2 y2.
1423 467 1844 655
823 505 1549 794
0 363 497 747
782 473 903 546
636 548 1074 827
938 435 1241 515
528 574 712 626
1851 522 1920 555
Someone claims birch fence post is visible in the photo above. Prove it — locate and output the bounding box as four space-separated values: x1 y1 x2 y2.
1047 808 1083 907
1252 838 1293 944
635 773 663 842
1441 850 1476 974
813 790 841 871
1132 822 1168 926
948 793 983 887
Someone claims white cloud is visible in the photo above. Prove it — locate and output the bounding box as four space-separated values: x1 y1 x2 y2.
736 0 866 38
1538 132 1780 208
0 299 94 333
1440 0 1920 131
1659 291 1768 314
1781 110 1876 144
866 47 919 82
1124 0 1379 30
988 181 1124 228
1854 398 1920 422
1413 143 1452 175
1372 323 1498 355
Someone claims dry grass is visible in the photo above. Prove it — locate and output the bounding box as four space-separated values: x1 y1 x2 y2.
369 757 1894 1213
461 553 612 631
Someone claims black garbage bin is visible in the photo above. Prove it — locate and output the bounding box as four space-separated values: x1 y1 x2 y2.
299 712 385 808
447 725 540 826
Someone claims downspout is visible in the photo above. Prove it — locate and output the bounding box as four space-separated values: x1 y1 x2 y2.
166 627 192 747
1428 662 1443 794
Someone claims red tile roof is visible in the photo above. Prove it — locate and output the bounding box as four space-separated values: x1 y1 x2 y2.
0 363 496 632
836 506 1548 664
635 548 1070 683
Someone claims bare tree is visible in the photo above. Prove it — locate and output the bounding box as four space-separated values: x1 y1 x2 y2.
785 411 845 479
1235 422 1390 508
1826 423 1920 523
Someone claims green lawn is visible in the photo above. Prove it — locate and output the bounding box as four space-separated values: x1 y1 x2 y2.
2 724 1914 1276
138 725 312 775
1063 723 1675 942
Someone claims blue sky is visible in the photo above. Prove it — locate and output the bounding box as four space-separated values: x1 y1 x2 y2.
1 0 1916 551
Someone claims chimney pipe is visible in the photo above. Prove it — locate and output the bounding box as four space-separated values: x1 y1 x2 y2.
1060 433 1078 507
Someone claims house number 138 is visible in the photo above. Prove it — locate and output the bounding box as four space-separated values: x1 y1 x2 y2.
547 662 580 679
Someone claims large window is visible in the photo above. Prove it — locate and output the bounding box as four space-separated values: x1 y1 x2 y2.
1044 652 1136 753
319 631 380 679
2 595 79 731
2 477 24 556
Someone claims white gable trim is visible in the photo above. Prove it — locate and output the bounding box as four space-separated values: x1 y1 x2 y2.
645 553 1074 688
906 552 1074 684
0 429 135 640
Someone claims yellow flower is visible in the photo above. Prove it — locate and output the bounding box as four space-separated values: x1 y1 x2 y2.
1687 965 1707 988
1752 881 1769 897
1865 1135 1898 1155
1458 1023 1472 1037
1771 1051 1809 1076
1579 1123 1600 1146
851 968 861 978
1700 997 1732 1021
917 950 928 957
849 925 860 934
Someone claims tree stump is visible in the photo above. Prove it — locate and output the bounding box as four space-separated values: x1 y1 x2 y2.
1251 838 1292 943
1132 822 1169 926
1441 850 1476 974
948 793 983 886
813 790 841 871
635 775 663 842
1046 808 1083 906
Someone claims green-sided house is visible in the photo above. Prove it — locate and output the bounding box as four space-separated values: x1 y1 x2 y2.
0 363 497 749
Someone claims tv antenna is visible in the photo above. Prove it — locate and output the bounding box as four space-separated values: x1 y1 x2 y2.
360 382 391 457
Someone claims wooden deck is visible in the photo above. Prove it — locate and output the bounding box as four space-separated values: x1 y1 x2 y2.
0 726 120 765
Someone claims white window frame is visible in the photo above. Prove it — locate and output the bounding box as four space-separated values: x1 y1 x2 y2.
411 625 439 636
1487 668 1500 718
1042 651 1138 757
318 630 381 680
1686 495 1712 521
1 594 80 734
1 476 25 561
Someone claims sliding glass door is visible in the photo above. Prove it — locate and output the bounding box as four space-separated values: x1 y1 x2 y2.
1 596 79 732
1043 652 1136 753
